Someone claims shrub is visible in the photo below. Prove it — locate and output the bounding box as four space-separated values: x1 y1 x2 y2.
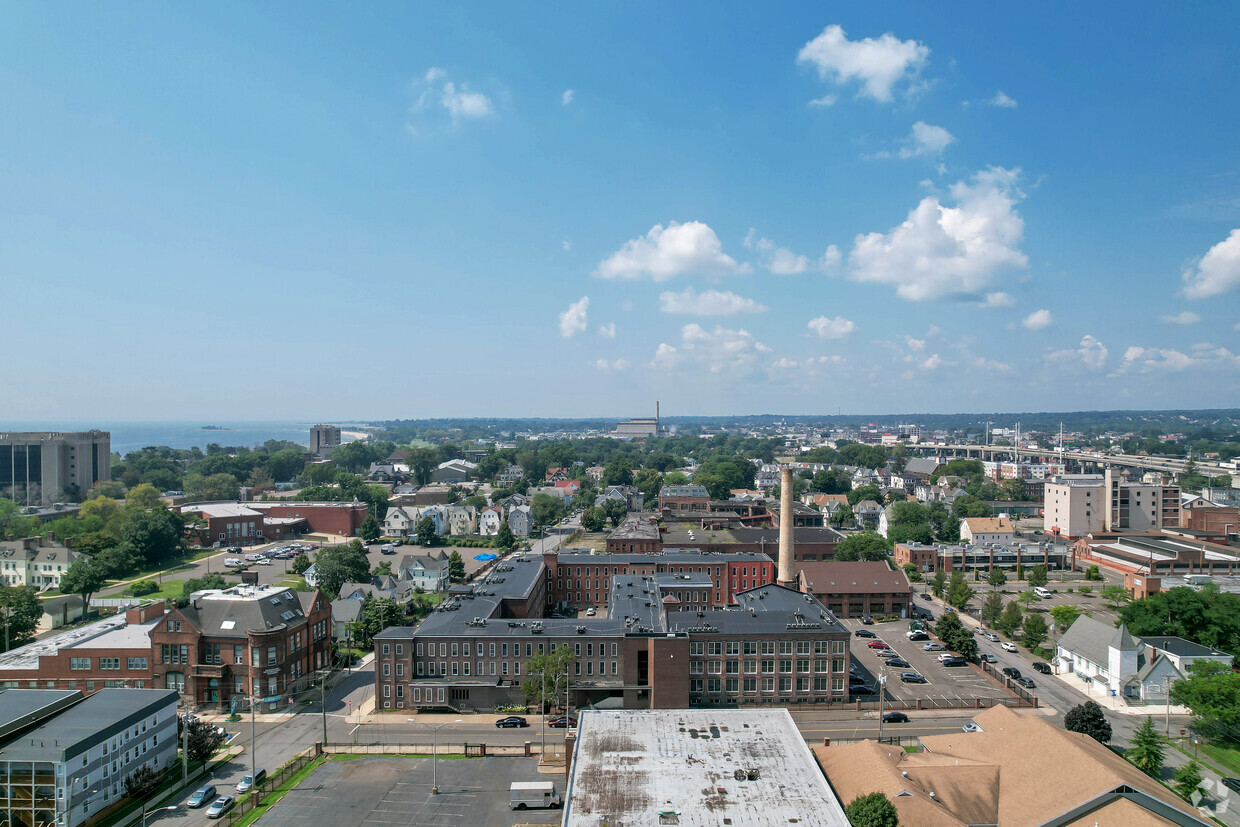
127 580 158 597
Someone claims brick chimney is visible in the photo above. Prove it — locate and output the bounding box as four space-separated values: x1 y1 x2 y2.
778 467 795 588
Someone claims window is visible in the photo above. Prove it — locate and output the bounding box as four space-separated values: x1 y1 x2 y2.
382 644 390 655
127 657 148 670
70 657 91 670
234 645 244 665
396 644 403 655
383 663 391 676
779 659 793 674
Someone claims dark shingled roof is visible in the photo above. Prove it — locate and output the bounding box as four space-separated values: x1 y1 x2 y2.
0 689 177 762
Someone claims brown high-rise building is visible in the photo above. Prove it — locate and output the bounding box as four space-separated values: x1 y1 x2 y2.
309 424 341 458
0 430 110 505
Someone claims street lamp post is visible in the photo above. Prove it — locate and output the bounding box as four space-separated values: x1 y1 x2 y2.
409 719 461 795
141 805 177 827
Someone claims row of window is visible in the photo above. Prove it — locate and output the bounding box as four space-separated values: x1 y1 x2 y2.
69 657 148 670
689 677 847 693
688 640 844 656
386 659 620 678
688 659 845 675
381 640 620 659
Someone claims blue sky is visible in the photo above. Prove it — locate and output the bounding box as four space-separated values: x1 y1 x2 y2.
2 2 1239 420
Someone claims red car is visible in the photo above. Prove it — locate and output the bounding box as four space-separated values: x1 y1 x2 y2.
547 716 577 728
866 641 889 650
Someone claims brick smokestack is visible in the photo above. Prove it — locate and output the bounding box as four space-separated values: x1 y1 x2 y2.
778 467 795 587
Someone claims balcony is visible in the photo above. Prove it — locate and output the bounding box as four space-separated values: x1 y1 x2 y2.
191 663 226 678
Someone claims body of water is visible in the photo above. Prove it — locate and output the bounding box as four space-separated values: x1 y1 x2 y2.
0 422 371 455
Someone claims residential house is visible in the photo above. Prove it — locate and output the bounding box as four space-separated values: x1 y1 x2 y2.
585 466 605 481
478 504 504 536
495 465 524 486
877 504 895 539
960 517 1015 545
331 598 363 641
36 594 88 633
0 535 83 589
901 456 942 480
851 468 879 490
339 575 414 604
397 552 451 593
419 504 449 536
508 505 533 536
813 704 1212 827
382 506 421 538
596 485 643 511
553 479 581 498
853 499 882 529
545 467 570 483
446 505 478 536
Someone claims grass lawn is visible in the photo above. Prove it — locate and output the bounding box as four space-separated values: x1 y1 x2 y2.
234 756 329 827
126 579 189 602
1197 741 1240 778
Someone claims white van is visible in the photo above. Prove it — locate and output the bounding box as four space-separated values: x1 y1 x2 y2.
244 553 263 562
509 781 561 810
224 558 243 568
1034 586 1052 599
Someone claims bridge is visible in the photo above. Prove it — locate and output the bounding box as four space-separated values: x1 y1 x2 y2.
912 444 1192 477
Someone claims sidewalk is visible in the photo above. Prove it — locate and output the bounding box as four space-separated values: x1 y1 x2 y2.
1048 667 1191 716
195 655 374 724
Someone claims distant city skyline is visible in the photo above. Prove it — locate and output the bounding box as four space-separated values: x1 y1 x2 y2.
2 3 1238 419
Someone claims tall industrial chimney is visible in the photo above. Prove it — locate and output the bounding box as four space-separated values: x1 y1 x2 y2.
778 467 796 588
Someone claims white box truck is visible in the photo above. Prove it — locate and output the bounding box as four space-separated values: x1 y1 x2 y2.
509 781 561 810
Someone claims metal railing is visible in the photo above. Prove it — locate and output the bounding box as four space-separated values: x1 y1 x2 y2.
218 746 321 827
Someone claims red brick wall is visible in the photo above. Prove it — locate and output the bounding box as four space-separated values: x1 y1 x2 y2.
255 503 368 535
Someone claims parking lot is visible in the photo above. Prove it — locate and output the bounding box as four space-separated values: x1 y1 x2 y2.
256 756 560 827
844 615 1014 706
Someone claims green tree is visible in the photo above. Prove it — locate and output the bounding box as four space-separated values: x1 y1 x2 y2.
59 557 106 614
1050 604 1081 630
183 472 240 502
834 532 891 562
580 507 606 532
1169 660 1240 738
1085 564 1101 581
495 522 516 550
360 596 405 643
119 507 183 567
1021 613 1048 649
180 573 226 603
1018 590 1039 611
291 554 312 575
603 456 635 486
1173 759 1205 802
522 645 578 712
946 572 974 609
0 584 41 651
847 485 884 507
602 498 629 527
124 764 164 825
1119 585 1240 658
124 483 163 510
408 447 438 486
312 542 370 599
359 514 381 542
372 560 393 576
531 493 567 527
1126 716 1164 777
1101 584 1131 612
981 590 1004 628
184 718 228 769
844 791 900 827
987 568 1007 589
1063 700 1112 744
830 504 854 527
934 610 977 660
997 601 1023 636
1027 565 1048 588
448 550 465 582
416 516 439 547
931 568 947 598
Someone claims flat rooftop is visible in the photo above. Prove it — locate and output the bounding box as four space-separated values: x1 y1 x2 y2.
564 708 848 827
0 607 146 671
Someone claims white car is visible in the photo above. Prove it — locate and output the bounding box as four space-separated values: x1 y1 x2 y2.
254 558 273 566
962 722 983 733
1001 642 1019 653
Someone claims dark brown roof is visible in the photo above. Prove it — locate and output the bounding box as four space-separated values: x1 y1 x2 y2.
797 561 910 595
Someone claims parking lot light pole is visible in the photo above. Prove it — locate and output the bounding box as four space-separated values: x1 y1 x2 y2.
142 806 177 827
877 666 888 742
409 719 461 795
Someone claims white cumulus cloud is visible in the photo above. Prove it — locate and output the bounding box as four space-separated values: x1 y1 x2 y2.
413 68 495 124
797 24 929 103
1119 343 1240 374
1183 229 1240 299
658 288 767 316
808 94 837 108
1161 311 1201 325
921 354 944 370
1022 309 1054 330
988 90 1018 108
594 221 751 281
558 296 589 338
594 357 629 373
1049 334 1108 369
898 121 955 159
848 167 1028 302
807 315 856 339
744 230 829 275
561 89 575 106
652 324 771 374
597 322 616 338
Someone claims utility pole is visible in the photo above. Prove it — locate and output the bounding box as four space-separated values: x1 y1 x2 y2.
540 671 546 755
321 671 328 746
877 665 887 742
250 693 257 788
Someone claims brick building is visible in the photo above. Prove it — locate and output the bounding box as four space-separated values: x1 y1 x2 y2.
657 484 710 514
179 500 369 546
373 552 848 713
796 561 913 619
894 541 1070 574
150 584 333 710
544 549 776 610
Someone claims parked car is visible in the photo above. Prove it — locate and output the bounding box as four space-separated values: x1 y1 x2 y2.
496 716 529 728
866 641 890 650
941 656 967 667
1001 642 1019 653
206 796 235 819
850 684 877 694
943 606 956 613
1015 677 1037 689
188 785 217 808
920 593 933 601
962 722 983 733
1223 778 1240 794
900 672 927 684
888 657 911 669
1032 662 1052 674
854 629 876 638
882 712 909 723
983 632 1000 642
237 768 266 794
907 632 930 642
254 558 273 566
1001 667 1022 679
937 653 958 663
547 716 577 728
585 608 596 617
979 653 998 663
923 642 945 651
877 649 899 659
860 615 874 625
